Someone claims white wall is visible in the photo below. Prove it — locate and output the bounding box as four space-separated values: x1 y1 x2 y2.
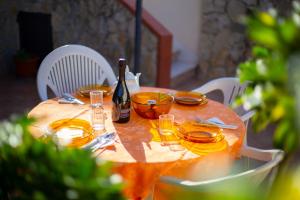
143 0 201 62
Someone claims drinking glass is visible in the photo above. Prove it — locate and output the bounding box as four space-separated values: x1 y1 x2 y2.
90 90 105 133
159 114 185 151
159 114 175 147
159 114 174 136
90 90 103 107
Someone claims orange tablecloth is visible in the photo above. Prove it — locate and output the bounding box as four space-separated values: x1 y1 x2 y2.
28 87 245 199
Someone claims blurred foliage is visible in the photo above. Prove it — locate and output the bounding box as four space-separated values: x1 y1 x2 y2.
269 167 300 200
237 1 300 153
157 179 265 200
0 116 124 200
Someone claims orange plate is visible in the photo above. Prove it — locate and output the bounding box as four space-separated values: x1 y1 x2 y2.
48 118 94 147
77 84 112 97
175 91 207 106
176 121 224 143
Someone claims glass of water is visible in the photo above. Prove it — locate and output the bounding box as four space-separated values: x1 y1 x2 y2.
90 90 105 134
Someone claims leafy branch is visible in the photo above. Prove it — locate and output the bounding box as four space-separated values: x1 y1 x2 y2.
237 1 300 153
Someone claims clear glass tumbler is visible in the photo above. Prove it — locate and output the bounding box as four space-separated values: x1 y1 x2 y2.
90 90 105 133
159 114 175 145
159 114 184 151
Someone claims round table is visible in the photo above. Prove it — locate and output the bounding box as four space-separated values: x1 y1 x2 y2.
28 87 246 199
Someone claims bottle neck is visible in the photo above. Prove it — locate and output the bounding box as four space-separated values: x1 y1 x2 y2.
119 65 126 82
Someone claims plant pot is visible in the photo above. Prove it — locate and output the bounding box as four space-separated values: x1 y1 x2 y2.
15 56 39 77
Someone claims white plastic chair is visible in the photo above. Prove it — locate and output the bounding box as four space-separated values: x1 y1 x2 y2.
193 77 247 106
153 110 284 199
37 44 117 100
193 77 250 123
154 148 283 199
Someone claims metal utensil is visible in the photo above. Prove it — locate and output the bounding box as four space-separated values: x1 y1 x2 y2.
195 117 238 130
81 132 116 152
58 99 80 104
62 93 85 105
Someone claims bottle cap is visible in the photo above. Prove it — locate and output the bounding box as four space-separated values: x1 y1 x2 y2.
119 58 126 67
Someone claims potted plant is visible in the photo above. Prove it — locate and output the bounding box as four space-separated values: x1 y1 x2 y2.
14 49 39 77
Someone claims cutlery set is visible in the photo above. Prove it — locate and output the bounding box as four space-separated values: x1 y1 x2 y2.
195 117 238 130
81 132 116 152
58 93 85 105
56 94 116 151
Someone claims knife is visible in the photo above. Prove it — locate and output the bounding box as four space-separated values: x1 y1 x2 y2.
62 93 85 105
58 99 81 104
195 117 238 130
207 117 238 129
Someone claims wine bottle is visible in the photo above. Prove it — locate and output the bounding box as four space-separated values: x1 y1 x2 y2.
112 58 131 123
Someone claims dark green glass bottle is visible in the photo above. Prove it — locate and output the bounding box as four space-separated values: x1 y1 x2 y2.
112 58 131 123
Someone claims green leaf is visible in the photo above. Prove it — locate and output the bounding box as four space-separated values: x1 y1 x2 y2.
279 20 298 44
284 129 298 152
258 12 276 27
247 17 281 49
238 60 261 82
274 120 289 148
252 110 270 132
252 46 270 58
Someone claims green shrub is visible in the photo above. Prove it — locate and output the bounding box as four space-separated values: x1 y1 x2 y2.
237 1 300 154
0 116 124 200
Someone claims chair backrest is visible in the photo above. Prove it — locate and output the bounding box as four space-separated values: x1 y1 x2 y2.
37 44 117 100
154 148 284 199
193 77 247 106
193 77 251 124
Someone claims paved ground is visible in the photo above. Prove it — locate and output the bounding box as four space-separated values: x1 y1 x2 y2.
0 76 40 120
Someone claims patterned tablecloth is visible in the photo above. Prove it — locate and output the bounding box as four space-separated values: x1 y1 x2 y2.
28 87 246 199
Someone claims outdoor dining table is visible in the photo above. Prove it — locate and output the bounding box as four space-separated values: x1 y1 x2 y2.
28 87 246 199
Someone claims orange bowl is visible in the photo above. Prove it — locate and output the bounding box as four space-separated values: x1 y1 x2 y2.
131 92 174 119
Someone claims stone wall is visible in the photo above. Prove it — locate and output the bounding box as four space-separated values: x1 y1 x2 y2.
0 0 158 85
198 0 292 83
1 0 293 85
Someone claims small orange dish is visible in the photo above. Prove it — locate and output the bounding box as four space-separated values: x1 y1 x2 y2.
175 91 207 106
77 84 112 97
131 92 174 119
177 121 224 143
